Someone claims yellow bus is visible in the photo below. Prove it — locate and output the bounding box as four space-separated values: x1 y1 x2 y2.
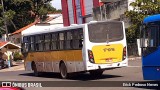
21 21 128 79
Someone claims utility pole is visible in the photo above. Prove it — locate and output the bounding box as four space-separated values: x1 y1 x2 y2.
1 0 8 41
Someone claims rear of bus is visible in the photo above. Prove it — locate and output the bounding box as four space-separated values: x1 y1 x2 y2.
85 21 128 72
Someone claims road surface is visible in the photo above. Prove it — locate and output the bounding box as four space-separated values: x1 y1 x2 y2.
0 59 158 90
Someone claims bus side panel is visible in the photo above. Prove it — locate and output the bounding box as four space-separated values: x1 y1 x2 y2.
25 60 32 71
70 50 85 72
60 50 76 72
60 50 84 72
24 50 84 73
143 66 160 80
142 48 160 80
24 53 33 71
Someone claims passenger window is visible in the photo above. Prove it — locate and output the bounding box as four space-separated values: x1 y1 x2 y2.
22 37 29 53
65 31 72 49
51 33 59 50
72 28 83 49
35 35 40 51
39 35 45 51
45 34 51 51
59 33 64 49
30 36 35 51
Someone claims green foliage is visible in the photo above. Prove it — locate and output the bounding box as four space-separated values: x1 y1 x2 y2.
0 0 61 35
13 52 23 61
125 0 160 43
4 10 16 21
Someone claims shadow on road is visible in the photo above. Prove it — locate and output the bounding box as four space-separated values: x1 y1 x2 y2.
19 72 122 81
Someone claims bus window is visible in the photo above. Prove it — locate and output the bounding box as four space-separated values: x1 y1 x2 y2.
88 23 107 42
51 33 59 50
65 31 72 49
27 37 31 52
23 36 28 43
140 25 146 48
45 34 51 51
71 29 83 49
30 36 35 51
88 22 123 43
145 26 159 47
39 35 45 51
108 23 124 42
59 33 64 50
22 37 29 53
35 35 40 51
79 29 83 48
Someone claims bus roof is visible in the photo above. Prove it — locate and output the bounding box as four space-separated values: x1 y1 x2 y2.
143 14 160 24
21 20 123 36
21 23 85 36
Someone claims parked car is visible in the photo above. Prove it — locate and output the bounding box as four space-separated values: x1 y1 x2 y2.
0 58 5 69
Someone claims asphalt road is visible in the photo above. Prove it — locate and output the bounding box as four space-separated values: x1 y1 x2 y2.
0 59 158 90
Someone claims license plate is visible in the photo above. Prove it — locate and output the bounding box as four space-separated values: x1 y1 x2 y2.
106 59 112 62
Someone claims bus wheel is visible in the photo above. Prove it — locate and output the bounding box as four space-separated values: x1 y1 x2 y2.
60 62 68 79
89 70 103 77
32 63 39 77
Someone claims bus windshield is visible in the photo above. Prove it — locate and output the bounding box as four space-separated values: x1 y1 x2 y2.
141 25 159 47
88 22 124 43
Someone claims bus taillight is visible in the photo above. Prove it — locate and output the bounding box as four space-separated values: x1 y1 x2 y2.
123 47 126 60
88 50 94 63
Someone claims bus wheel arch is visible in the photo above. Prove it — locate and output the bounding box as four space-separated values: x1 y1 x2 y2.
31 61 35 70
31 61 39 76
59 60 68 79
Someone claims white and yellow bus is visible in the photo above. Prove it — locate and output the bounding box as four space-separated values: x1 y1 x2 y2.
21 21 128 78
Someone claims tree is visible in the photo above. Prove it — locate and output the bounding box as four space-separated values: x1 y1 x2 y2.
0 0 59 36
125 0 160 43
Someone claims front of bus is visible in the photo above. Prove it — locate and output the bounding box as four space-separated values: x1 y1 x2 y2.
85 21 128 72
141 14 160 80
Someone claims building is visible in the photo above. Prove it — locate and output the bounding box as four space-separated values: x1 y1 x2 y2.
9 14 63 46
0 42 21 51
61 0 102 26
0 41 21 61
10 21 38 46
61 0 135 27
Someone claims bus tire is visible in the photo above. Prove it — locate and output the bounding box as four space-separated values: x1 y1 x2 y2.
89 70 103 77
32 62 39 77
59 62 68 79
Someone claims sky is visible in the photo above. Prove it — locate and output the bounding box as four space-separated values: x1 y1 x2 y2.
51 0 62 9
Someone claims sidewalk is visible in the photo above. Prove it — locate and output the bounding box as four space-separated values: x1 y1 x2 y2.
0 62 24 72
